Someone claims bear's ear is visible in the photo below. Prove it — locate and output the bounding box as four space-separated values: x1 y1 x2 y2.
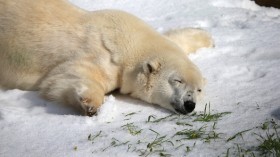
143 59 161 74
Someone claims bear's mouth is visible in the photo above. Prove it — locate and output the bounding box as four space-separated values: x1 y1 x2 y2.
175 108 188 115
171 102 188 115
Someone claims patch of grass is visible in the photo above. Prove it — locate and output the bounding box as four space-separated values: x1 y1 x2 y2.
84 102 238 156
102 138 130 152
147 114 177 123
225 148 230 157
255 123 280 157
88 131 102 143
194 112 231 122
186 146 191 153
203 130 222 143
175 124 221 143
226 129 252 142
175 144 184 150
175 126 206 140
260 121 270 130
124 112 137 117
146 135 171 151
176 121 193 126
194 103 231 122
147 129 174 152
121 123 142 136
123 112 140 121
81 101 280 157
185 142 196 154
258 119 279 130
147 115 156 122
236 144 256 157
223 144 256 157
159 152 172 157
137 129 174 156
223 120 279 157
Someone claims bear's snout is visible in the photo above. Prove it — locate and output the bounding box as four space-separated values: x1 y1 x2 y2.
184 101 195 112
173 100 196 114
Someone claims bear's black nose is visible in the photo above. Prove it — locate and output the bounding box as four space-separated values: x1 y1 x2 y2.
184 101 195 112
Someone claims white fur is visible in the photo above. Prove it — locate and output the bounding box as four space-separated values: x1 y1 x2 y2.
0 0 213 115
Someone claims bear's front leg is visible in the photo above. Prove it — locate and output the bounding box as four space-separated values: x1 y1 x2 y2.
39 60 110 116
75 80 105 116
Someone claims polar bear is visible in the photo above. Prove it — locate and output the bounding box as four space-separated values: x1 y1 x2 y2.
0 0 213 116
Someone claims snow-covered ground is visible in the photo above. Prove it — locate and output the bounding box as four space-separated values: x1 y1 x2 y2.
0 0 280 156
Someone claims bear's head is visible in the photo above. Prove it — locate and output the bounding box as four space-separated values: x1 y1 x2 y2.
120 53 205 114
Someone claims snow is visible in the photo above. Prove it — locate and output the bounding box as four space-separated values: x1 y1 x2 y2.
0 0 280 156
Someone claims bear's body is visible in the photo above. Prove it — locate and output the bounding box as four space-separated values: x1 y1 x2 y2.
0 0 213 116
